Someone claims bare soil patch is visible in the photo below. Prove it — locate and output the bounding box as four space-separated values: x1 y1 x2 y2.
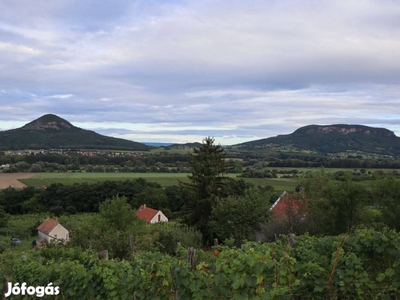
0 173 37 189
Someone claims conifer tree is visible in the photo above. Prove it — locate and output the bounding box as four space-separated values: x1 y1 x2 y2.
183 137 230 240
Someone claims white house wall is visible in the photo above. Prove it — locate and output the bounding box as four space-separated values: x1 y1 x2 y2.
38 231 49 242
48 224 69 242
150 211 168 224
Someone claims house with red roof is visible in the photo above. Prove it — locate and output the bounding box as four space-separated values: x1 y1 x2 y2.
252 192 308 241
270 191 307 220
37 217 69 244
136 204 168 224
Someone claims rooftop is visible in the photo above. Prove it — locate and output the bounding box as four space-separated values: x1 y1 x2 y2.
136 204 159 223
37 218 59 234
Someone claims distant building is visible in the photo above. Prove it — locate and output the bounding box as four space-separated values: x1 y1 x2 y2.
37 218 69 244
136 204 168 224
270 191 307 221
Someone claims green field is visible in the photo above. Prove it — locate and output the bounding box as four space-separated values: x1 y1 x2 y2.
12 167 400 193
19 172 190 186
19 172 297 192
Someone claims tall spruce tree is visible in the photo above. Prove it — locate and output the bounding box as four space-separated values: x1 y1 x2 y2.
183 137 230 241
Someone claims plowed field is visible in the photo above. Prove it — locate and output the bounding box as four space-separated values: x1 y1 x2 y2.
0 173 37 189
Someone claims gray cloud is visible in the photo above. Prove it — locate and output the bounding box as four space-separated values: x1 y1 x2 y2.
0 0 400 144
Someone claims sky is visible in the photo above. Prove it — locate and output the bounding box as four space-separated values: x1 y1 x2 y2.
0 0 399 145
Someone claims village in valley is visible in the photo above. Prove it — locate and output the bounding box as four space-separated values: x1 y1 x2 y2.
1 1 400 296
1 132 400 298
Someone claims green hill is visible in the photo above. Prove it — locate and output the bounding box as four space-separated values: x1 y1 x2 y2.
235 124 400 156
169 142 203 148
0 114 151 151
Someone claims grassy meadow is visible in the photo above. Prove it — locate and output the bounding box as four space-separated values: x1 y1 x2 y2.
8 166 400 193
20 172 191 186
18 172 298 192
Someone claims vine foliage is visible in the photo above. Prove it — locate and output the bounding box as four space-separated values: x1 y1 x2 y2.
1 229 400 299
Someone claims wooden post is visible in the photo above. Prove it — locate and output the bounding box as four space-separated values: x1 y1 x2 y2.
129 234 138 253
187 247 196 269
2 277 9 300
213 238 218 246
98 250 109 260
289 233 296 248
176 242 181 255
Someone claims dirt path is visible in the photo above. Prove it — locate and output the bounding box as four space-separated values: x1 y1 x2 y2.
0 173 37 189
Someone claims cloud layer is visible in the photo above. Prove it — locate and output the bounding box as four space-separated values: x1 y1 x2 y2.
1 0 399 144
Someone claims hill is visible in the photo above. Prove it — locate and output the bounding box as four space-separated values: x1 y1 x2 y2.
169 142 203 148
0 114 151 151
235 124 400 156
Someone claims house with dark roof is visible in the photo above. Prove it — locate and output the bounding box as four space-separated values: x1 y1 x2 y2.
37 218 69 243
136 204 168 224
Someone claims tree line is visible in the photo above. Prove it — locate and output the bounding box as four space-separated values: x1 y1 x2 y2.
2 146 400 175
1 137 400 247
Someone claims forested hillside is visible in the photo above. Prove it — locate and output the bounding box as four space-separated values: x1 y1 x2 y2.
0 114 151 151
235 124 400 156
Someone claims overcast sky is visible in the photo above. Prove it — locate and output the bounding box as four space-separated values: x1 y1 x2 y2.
0 0 399 145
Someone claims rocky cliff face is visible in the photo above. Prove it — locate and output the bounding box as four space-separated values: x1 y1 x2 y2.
22 114 74 131
295 125 396 138
236 123 400 156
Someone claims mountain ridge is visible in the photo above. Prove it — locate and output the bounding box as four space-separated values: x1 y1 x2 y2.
0 114 151 151
1 115 399 156
235 124 400 156
293 124 396 137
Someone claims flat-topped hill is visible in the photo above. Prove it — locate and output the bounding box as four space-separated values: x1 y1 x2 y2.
235 124 400 156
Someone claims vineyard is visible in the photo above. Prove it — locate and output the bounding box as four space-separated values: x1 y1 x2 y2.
1 228 400 299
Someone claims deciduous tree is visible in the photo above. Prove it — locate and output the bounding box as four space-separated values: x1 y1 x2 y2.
209 188 271 244
306 176 368 235
99 195 139 231
0 205 8 228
